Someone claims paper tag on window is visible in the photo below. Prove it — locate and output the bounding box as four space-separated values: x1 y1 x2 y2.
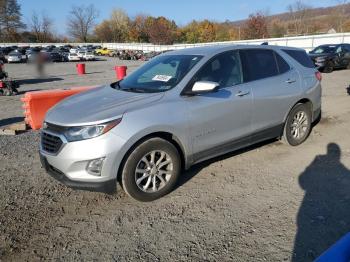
152 75 172 82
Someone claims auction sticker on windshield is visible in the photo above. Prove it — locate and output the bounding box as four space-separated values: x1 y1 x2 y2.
152 75 172 82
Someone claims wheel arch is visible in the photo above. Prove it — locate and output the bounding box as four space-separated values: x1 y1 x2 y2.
116 131 187 182
284 98 313 123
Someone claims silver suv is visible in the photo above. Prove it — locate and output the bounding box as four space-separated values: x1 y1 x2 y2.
40 45 321 201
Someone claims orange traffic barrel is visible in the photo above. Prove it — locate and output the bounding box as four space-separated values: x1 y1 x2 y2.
76 63 86 75
114 66 127 80
21 86 96 130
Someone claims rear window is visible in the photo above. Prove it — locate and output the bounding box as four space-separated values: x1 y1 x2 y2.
282 49 314 68
240 49 278 82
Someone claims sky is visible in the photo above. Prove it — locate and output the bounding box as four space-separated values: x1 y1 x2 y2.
18 0 338 34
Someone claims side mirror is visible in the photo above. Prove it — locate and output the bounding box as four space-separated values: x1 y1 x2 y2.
190 81 219 94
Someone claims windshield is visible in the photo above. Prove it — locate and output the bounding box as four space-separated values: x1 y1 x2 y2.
114 54 203 93
310 45 336 54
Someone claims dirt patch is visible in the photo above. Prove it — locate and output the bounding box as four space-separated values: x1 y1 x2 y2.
1 63 350 261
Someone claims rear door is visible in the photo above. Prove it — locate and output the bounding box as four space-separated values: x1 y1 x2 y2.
240 49 301 136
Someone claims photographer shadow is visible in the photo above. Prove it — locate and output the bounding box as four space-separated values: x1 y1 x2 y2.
293 143 350 261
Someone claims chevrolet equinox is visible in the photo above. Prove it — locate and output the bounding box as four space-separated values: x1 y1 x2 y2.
40 45 322 201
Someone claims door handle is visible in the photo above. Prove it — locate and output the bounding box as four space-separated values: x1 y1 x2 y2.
286 79 296 84
236 91 250 97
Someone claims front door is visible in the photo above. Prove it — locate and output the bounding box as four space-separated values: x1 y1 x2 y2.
185 51 252 162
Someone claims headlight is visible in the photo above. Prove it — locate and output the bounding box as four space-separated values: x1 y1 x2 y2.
316 57 326 62
64 118 121 142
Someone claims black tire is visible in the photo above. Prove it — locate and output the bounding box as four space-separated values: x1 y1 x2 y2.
322 63 334 73
121 137 181 202
283 103 312 146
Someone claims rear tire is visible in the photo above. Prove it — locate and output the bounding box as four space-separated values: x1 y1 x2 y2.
283 103 312 146
121 137 181 202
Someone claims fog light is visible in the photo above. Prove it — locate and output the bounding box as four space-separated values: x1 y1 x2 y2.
86 158 105 176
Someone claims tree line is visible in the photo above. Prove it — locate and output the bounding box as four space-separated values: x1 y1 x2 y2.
0 0 349 44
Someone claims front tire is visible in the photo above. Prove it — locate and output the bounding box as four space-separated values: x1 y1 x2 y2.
322 63 334 73
121 137 181 202
283 103 312 146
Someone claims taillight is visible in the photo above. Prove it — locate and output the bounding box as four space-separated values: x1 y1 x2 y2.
315 71 322 82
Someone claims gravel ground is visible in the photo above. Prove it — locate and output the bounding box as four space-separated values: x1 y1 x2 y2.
0 58 350 261
0 58 141 125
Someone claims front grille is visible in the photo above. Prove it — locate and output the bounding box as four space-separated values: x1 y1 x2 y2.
41 132 63 154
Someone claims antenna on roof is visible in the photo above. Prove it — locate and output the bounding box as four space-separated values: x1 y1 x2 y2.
261 42 268 45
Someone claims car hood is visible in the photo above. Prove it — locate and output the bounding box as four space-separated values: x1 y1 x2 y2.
45 85 164 126
308 53 333 59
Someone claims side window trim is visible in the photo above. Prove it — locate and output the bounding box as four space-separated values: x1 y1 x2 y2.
273 51 292 75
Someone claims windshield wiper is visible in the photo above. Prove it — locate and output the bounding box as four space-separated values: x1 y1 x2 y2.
120 87 148 93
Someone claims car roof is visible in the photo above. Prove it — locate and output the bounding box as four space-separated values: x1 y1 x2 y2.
163 44 303 57
317 44 338 47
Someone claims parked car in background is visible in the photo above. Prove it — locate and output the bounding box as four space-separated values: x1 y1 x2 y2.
7 52 23 63
77 50 85 59
108 50 119 57
54 48 69 60
309 44 350 73
26 50 39 63
95 47 111 56
40 45 321 202
144 51 161 61
49 52 67 62
1 47 14 56
69 48 78 54
82 51 95 61
68 53 80 62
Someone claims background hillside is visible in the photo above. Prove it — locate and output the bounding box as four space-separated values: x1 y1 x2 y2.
231 3 350 37
0 0 349 43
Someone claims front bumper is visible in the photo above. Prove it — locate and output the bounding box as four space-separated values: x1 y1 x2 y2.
313 60 327 69
40 153 115 192
39 129 128 190
8 58 21 62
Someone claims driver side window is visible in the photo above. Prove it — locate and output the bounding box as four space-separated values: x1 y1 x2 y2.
194 51 243 88
336 46 343 53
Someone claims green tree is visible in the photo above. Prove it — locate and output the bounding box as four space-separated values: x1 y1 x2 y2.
0 0 25 41
180 20 200 43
